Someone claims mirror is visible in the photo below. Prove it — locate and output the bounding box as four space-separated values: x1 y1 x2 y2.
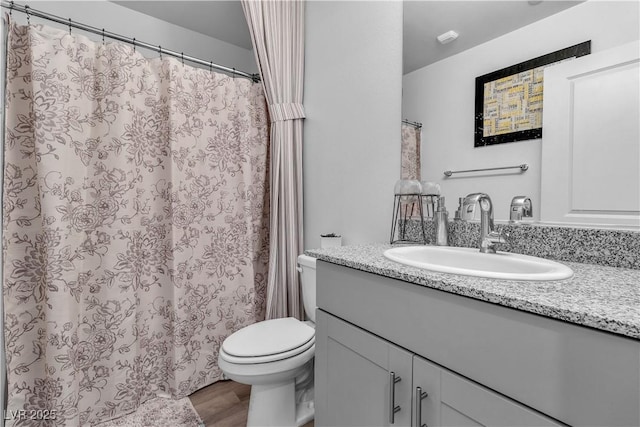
401 0 639 227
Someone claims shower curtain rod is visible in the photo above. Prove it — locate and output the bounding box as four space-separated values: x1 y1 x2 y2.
1 1 261 82
402 119 422 129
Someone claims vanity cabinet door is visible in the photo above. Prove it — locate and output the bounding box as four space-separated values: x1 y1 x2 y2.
411 355 442 427
315 310 413 427
413 355 564 427
440 371 564 427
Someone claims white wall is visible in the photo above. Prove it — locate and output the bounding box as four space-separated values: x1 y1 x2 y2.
304 1 403 249
402 0 640 222
9 1 257 74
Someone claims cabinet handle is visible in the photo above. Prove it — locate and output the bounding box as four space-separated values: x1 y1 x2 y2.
389 371 402 424
415 386 429 427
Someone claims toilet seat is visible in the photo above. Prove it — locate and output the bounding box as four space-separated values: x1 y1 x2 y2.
220 337 315 365
218 341 315 385
221 317 315 364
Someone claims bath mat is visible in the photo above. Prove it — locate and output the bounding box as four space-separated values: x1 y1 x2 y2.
95 397 204 427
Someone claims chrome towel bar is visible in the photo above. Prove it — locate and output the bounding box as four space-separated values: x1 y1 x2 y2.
444 163 528 177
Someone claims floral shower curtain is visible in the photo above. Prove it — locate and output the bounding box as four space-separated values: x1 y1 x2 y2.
401 122 421 181
400 123 421 219
3 21 269 426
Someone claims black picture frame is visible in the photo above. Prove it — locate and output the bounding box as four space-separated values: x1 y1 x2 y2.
474 41 591 147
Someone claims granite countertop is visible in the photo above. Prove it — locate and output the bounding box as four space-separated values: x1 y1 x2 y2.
305 243 640 340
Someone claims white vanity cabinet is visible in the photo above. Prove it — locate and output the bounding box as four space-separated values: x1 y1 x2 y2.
315 260 640 427
315 310 413 426
316 311 563 427
412 355 562 427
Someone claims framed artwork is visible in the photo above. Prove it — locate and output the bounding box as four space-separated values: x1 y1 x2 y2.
474 41 591 147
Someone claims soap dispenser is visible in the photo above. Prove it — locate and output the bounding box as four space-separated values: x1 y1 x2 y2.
454 197 464 220
435 196 449 246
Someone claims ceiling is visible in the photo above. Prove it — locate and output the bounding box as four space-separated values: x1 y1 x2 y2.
403 1 583 74
113 1 254 49
115 0 583 74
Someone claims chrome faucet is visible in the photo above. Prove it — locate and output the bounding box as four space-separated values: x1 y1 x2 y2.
509 196 533 223
462 193 507 253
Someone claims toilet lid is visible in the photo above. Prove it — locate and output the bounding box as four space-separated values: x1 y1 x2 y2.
222 317 315 358
220 336 314 365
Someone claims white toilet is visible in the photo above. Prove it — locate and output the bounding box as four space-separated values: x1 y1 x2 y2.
218 254 317 427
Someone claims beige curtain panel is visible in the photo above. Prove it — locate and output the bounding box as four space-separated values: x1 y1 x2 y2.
3 21 270 425
242 0 306 320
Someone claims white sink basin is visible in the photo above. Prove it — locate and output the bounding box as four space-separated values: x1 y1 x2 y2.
383 246 573 281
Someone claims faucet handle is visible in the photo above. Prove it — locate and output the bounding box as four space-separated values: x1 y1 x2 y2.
510 196 532 223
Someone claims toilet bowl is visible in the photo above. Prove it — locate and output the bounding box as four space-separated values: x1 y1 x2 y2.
218 255 317 427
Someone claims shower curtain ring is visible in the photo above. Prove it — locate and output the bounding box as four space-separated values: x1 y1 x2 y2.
232 68 236 79
25 5 30 25
209 61 213 72
102 29 105 45
9 1 14 16
181 52 184 66
68 18 72 35
132 38 136 52
159 46 162 59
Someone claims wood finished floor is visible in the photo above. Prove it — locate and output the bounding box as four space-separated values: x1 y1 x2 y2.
189 380 314 427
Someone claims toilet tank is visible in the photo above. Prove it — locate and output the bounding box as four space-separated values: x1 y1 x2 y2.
297 255 317 323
